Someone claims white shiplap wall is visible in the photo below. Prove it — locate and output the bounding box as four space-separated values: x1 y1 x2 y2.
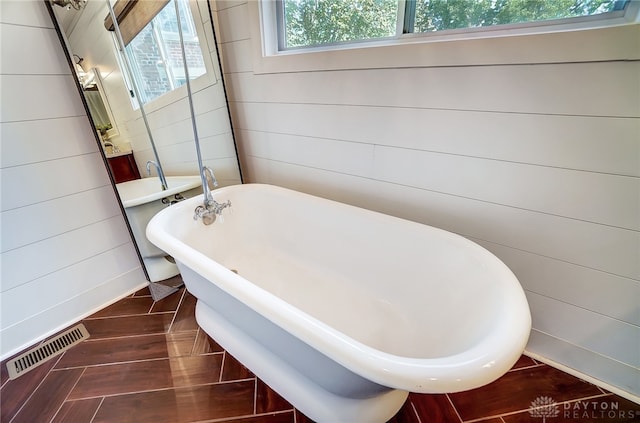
212 1 640 399
0 1 147 359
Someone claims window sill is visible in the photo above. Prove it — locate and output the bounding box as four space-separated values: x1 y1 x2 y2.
248 1 640 75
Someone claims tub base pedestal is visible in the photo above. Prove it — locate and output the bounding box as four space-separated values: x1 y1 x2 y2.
195 301 409 423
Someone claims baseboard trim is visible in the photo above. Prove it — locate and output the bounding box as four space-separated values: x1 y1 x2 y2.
524 350 640 405
0 280 148 362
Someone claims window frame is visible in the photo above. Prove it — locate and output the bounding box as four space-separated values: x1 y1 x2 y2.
113 0 217 113
249 0 640 74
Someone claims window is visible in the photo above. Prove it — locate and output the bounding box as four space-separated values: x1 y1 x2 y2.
122 0 206 105
280 0 398 48
277 0 630 50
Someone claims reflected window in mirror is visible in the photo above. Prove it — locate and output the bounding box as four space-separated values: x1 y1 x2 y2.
108 0 211 108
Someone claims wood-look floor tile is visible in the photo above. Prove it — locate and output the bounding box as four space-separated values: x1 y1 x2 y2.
132 287 152 297
150 288 184 313
256 379 293 414
223 411 296 423
409 393 460 423
0 355 60 422
82 313 174 339
164 331 198 357
170 291 199 332
294 409 315 423
501 412 555 422
192 328 224 354
222 352 255 381
9 368 84 423
469 418 503 423
449 365 603 421
609 395 640 418
88 296 154 318
52 398 103 423
510 355 539 371
56 334 179 368
68 355 223 400
387 399 421 423
1 352 14 386
93 380 255 423
5 290 636 423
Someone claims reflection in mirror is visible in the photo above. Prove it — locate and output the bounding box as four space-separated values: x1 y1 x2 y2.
79 65 120 152
48 0 242 298
84 88 110 132
106 0 169 194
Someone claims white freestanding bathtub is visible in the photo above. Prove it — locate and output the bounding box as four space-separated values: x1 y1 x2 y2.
146 183 531 422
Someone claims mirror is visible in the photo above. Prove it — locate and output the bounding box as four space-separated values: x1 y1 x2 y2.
81 66 119 151
47 0 242 292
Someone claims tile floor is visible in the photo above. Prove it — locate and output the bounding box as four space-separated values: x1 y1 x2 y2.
1 282 638 423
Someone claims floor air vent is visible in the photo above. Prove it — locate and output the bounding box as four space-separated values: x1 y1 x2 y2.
6 323 89 380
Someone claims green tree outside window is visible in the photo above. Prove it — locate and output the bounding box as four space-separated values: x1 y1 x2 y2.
281 0 622 49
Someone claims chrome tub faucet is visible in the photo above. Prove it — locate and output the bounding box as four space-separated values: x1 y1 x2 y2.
146 160 168 191
193 166 231 225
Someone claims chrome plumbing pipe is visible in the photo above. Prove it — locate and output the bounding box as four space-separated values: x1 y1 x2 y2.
173 0 209 203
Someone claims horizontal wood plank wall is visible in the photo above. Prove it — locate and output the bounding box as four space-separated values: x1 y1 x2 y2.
212 0 640 398
0 1 146 359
